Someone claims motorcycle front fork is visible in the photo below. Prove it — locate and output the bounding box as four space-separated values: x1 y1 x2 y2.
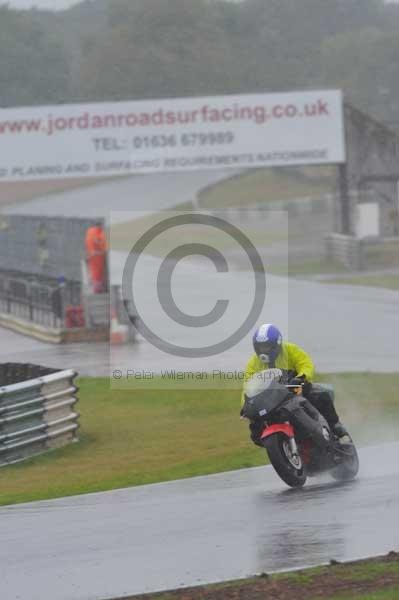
288 435 300 457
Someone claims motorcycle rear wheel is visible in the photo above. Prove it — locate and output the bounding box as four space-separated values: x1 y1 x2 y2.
264 433 307 488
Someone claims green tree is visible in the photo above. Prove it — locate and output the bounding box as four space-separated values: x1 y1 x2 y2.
78 0 243 101
321 28 399 123
0 7 70 107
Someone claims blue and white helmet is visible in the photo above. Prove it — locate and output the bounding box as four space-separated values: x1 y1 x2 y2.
253 323 283 363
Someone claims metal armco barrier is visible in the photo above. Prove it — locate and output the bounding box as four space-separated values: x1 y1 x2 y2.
0 363 79 466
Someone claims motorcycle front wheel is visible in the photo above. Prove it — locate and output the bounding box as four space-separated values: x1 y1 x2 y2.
264 433 307 488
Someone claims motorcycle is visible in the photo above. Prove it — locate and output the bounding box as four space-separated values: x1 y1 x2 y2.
241 369 359 488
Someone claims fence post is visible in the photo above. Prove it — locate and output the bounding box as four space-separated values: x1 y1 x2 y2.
338 164 351 235
28 284 34 321
6 284 11 314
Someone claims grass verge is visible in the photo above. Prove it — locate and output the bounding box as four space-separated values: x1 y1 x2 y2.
325 275 399 291
110 167 331 253
0 373 398 506
123 553 399 600
111 211 289 254
198 167 332 209
363 240 399 270
270 259 349 277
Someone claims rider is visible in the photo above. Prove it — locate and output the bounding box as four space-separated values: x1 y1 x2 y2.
242 323 348 446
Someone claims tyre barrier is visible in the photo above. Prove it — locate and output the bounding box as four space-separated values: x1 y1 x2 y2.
0 363 79 466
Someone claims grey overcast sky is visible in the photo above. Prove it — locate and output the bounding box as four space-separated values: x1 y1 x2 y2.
0 0 245 8
5 0 398 9
7 0 80 9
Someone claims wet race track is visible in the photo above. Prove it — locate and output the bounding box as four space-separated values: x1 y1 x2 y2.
2 169 399 376
2 269 399 376
1 442 398 600
1 172 399 599
3 170 239 223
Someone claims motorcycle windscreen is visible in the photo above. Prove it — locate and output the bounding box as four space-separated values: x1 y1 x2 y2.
242 372 291 420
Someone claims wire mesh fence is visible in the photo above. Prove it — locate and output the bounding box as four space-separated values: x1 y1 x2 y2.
0 214 104 281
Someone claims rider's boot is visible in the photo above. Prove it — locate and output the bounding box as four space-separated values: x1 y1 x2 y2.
332 421 349 439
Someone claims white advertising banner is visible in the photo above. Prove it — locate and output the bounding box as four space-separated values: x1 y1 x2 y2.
0 90 345 181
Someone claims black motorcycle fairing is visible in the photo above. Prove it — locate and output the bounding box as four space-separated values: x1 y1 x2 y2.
242 380 292 421
283 396 332 451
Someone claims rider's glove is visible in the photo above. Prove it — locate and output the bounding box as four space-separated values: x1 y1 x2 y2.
289 375 312 396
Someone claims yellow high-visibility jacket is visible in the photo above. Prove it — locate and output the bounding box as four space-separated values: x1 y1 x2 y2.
241 342 314 406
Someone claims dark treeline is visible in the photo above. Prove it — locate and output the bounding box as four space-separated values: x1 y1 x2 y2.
1 0 399 125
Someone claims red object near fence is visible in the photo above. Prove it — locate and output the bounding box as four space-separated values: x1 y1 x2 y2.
65 305 85 329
